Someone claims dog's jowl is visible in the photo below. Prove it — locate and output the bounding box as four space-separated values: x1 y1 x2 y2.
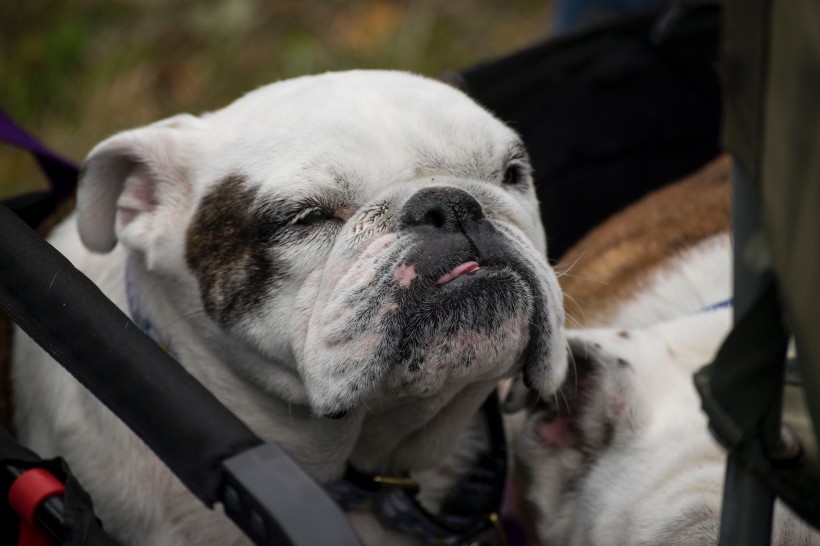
11 70 566 545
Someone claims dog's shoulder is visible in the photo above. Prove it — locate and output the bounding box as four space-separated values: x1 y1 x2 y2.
558 155 731 327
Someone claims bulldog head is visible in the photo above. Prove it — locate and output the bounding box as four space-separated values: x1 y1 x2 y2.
76 71 566 440
507 310 734 545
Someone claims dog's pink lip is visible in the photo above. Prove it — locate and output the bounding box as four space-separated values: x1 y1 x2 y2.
436 261 481 286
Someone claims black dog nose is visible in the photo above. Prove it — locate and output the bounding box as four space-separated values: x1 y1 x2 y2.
399 187 484 232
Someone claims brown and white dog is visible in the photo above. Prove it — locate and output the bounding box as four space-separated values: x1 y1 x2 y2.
11 70 568 545
507 157 820 545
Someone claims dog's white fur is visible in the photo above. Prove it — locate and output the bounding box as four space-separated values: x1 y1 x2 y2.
513 231 820 544
12 70 567 545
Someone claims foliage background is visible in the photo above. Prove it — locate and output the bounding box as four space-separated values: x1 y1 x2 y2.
1 1 553 198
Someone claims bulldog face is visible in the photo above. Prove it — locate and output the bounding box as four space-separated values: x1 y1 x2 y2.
509 310 732 546
76 70 567 419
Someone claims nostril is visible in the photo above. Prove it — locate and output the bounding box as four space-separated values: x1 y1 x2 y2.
423 208 447 228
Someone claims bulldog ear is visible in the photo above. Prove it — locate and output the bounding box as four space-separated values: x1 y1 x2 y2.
77 114 201 253
533 333 642 451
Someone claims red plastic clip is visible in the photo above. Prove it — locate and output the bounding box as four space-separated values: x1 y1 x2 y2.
8 468 65 546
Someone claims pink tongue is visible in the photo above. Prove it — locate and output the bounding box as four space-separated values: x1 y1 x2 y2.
436 261 480 286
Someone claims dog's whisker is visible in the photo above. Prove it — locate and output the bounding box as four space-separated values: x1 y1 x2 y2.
557 387 573 415
362 399 376 416
556 272 610 285
553 249 586 278
562 292 587 327
564 313 584 328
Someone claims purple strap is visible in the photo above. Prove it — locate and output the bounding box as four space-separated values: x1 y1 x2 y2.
700 298 733 313
0 109 79 197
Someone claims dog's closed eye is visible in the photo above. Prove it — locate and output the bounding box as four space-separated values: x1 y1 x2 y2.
292 207 340 226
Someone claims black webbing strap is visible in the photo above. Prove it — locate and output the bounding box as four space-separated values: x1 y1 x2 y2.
2 109 117 545
695 278 820 530
0 202 262 505
0 203 362 545
694 279 788 452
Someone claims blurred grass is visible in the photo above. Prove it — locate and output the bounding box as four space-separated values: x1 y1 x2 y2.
0 0 553 198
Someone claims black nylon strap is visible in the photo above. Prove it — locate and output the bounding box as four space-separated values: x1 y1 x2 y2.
694 263 820 531
694 279 788 451
0 202 261 506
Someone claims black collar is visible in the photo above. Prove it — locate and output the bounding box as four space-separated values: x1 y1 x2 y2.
325 391 508 545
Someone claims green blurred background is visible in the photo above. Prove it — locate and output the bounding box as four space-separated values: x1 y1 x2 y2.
1 0 553 199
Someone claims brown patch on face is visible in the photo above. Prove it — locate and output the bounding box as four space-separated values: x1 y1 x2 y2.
186 175 280 326
558 155 731 326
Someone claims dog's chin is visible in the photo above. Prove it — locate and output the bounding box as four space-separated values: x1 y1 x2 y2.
303 273 541 417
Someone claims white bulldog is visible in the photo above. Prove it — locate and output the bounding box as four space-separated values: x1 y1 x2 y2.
11 70 567 545
509 157 820 545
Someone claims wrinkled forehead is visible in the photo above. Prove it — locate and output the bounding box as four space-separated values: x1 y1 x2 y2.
197 71 522 190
